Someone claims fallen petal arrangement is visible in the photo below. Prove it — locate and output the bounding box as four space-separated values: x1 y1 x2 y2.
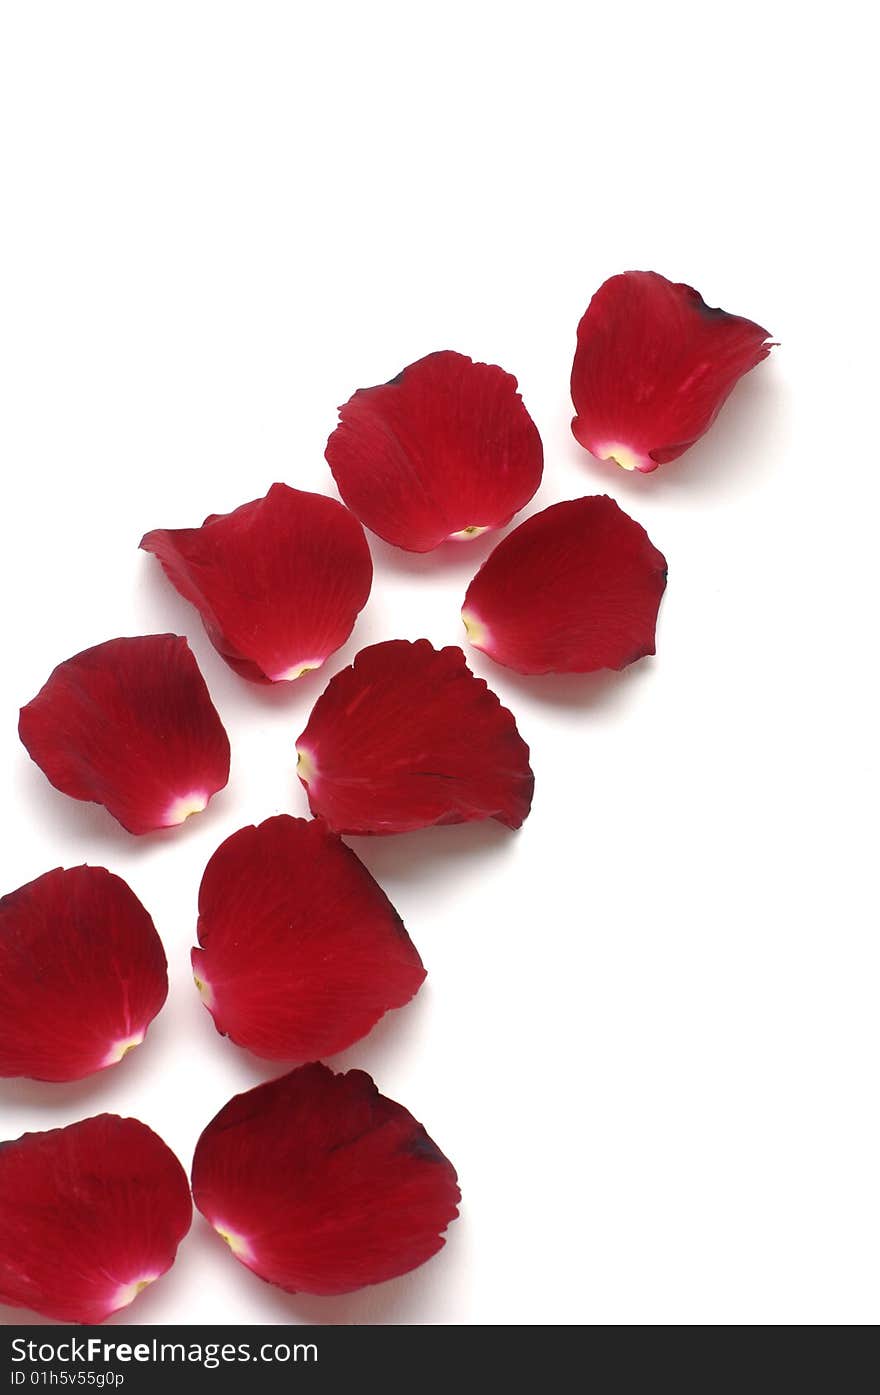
192 815 426 1061
325 350 544 551
18 634 230 834
296 638 535 834
0 865 168 1082
0 1115 192 1323
3 267 775 1323
191 1063 460 1296
570 270 773 473
462 496 668 674
141 484 373 684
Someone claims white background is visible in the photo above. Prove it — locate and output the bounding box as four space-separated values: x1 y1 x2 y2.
0 1 876 1327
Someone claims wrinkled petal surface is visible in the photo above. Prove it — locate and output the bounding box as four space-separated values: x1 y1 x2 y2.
571 270 773 472
19 635 230 834
141 484 373 684
0 1115 192 1323
191 1063 460 1296
0 866 168 1082
463 496 668 674
296 639 534 834
193 815 425 1061
325 350 543 551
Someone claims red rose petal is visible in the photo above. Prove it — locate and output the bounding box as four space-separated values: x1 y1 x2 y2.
141 484 373 684
296 639 534 834
0 1115 191 1323
0 866 168 1082
325 350 543 551
192 815 425 1061
570 271 773 473
191 1063 460 1296
19 634 230 835
462 496 668 675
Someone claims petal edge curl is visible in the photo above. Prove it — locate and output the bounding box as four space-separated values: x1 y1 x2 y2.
570 271 773 472
141 484 373 684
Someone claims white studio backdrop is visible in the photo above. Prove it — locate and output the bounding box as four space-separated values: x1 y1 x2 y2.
0 1 876 1326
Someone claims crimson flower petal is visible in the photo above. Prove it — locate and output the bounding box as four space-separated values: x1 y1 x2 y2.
0 866 168 1082
191 1063 460 1296
325 350 543 551
19 635 230 834
570 270 773 473
462 496 668 675
0 1115 191 1323
296 639 534 834
141 484 373 684
192 815 425 1061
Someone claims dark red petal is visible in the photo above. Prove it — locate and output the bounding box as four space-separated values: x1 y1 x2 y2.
18 634 230 835
141 484 373 685
0 1115 191 1323
325 350 543 552
296 639 534 834
462 496 668 675
191 1063 459 1296
570 271 773 473
0 866 168 1082
192 815 425 1061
